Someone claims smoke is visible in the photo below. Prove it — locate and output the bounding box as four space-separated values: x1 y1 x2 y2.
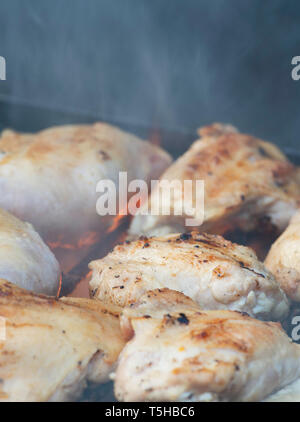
0 0 300 150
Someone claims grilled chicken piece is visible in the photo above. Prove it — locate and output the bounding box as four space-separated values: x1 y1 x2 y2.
0 123 171 272
0 279 125 402
89 232 289 321
115 288 300 402
265 210 300 301
129 123 300 238
0 208 60 295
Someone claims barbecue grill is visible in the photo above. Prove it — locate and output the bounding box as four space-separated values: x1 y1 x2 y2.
1 0 300 403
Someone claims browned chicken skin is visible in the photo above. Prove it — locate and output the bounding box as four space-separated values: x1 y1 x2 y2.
265 210 300 301
115 289 300 402
0 279 125 401
89 232 289 321
1 121 298 402
129 123 300 238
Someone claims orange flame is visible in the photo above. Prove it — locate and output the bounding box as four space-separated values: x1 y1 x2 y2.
56 273 62 299
106 213 128 233
48 231 100 251
52 206 132 298
69 269 92 298
106 201 130 233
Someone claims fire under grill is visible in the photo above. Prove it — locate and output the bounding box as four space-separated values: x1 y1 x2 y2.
60 213 130 298
39 142 300 402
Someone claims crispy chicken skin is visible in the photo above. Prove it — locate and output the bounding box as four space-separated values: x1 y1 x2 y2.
265 210 300 301
115 289 300 402
0 123 171 271
129 123 300 238
0 208 60 295
89 232 289 320
0 279 125 402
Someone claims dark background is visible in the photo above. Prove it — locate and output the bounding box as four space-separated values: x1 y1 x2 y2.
0 0 299 155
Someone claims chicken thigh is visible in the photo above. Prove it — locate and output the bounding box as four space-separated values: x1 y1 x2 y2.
0 279 125 401
129 123 300 238
0 208 60 295
265 210 300 301
89 232 289 320
115 288 300 402
0 123 171 271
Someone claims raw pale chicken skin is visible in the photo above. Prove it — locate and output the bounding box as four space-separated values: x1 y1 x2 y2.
0 208 60 295
0 279 125 402
115 289 300 402
89 232 289 320
0 123 171 271
129 123 300 238
265 210 300 301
